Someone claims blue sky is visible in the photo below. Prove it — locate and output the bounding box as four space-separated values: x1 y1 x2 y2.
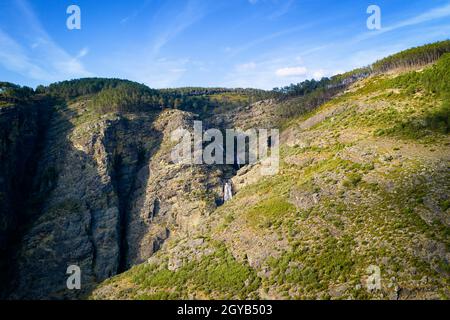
0 0 449 89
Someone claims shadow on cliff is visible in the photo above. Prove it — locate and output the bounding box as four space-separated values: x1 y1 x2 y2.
102 113 165 274
6 99 165 300
0 95 52 298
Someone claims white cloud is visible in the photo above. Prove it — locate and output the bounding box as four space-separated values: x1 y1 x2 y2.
312 69 326 79
276 66 308 77
225 57 315 89
76 47 89 59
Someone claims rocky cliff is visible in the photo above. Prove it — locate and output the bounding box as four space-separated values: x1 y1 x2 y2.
92 54 450 300
1 44 449 300
0 93 52 298
3 95 231 298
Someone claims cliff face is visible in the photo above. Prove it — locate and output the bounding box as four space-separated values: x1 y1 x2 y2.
4 97 228 299
0 97 51 298
92 56 450 300
1 46 449 300
123 109 226 269
11 103 122 299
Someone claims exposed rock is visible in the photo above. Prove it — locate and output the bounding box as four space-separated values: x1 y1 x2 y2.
7 105 226 299
0 98 51 298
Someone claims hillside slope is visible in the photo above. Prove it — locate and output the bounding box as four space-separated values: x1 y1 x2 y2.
0 42 449 300
92 54 450 300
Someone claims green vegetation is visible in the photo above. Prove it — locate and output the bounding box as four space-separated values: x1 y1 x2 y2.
314 53 450 141
276 83 342 123
331 67 371 83
246 197 296 229
274 78 332 96
372 40 450 72
379 53 450 137
36 78 135 99
5 40 450 301
273 66 371 125
440 200 450 212
343 172 363 187
266 236 356 294
0 82 35 107
126 243 261 299
36 78 274 117
87 82 161 113
160 87 273 101
274 40 449 127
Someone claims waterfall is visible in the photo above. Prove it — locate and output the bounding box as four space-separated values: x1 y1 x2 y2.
223 181 233 202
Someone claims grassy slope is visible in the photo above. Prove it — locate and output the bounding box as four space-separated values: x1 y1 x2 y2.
91 55 450 300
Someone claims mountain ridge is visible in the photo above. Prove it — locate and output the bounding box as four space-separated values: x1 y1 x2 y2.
0 40 449 300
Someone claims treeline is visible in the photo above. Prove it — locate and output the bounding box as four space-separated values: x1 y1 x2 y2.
36 78 275 115
372 40 450 73
275 81 346 121
275 40 450 100
0 82 20 91
419 53 449 134
272 40 450 121
0 82 35 107
272 70 369 120
4 40 449 118
273 78 331 97
385 53 450 135
36 78 136 100
89 82 216 114
272 67 370 98
88 82 162 114
159 87 276 108
422 53 450 96
272 74 365 122
329 68 371 86
388 53 450 97
159 87 269 98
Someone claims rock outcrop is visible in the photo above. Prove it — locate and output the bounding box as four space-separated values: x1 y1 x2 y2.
2 44 450 300
0 97 51 298
5 99 228 299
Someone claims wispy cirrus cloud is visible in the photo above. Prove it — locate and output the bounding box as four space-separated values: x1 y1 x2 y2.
0 0 92 83
275 66 307 77
0 28 50 81
111 54 192 88
226 22 315 57
151 0 208 54
268 0 295 20
235 62 257 72
224 56 334 89
115 0 212 87
247 0 294 19
382 3 450 33
356 2 450 42
120 0 153 24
